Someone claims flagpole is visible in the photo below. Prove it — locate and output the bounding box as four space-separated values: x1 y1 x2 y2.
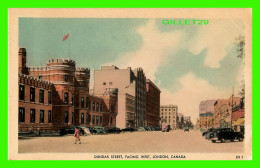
69 32 70 59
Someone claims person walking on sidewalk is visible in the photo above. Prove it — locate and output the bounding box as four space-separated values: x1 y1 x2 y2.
74 127 81 144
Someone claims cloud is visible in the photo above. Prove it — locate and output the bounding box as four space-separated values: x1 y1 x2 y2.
103 19 185 81
188 20 243 68
100 19 243 124
161 72 231 123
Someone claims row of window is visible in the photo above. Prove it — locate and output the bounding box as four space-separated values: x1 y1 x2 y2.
19 107 51 123
80 97 103 112
161 112 177 115
19 85 51 104
40 75 70 82
161 115 176 119
80 113 102 125
163 119 176 123
161 108 177 112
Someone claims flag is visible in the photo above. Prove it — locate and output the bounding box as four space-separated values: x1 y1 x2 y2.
63 33 70 41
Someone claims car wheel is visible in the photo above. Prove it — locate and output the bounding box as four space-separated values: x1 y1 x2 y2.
220 138 225 143
238 137 244 142
212 140 216 143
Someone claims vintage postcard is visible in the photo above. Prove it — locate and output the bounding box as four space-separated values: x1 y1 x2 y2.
8 8 252 160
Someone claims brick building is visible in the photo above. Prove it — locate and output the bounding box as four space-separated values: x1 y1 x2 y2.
18 48 117 132
232 107 245 134
213 96 241 128
146 79 160 127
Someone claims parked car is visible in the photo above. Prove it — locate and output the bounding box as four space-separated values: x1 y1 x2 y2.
202 128 215 137
121 127 136 132
106 127 122 134
209 128 244 143
183 126 189 132
154 127 162 131
92 126 107 134
78 126 92 136
137 127 146 131
204 128 216 139
60 126 84 136
64 126 76 134
162 124 170 132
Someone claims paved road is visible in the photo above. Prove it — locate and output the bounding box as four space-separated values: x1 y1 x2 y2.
18 130 244 153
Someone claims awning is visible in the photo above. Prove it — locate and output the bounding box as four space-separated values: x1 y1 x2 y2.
232 118 244 126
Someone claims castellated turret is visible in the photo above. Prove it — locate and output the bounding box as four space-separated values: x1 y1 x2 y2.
75 67 90 90
47 58 76 85
18 48 29 75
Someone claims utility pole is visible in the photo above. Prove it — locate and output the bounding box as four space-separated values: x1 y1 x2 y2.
230 87 234 129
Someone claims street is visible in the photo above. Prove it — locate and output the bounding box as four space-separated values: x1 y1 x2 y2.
18 130 244 153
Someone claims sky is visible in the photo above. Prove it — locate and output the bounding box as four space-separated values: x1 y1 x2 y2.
19 18 244 123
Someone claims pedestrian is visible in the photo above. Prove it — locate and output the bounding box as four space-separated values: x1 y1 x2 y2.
74 127 81 144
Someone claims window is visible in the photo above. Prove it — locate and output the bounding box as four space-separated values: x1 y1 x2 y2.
96 116 99 125
39 75 43 79
100 104 103 112
19 85 25 100
96 103 99 112
40 110 44 123
81 81 85 87
72 112 74 124
109 82 112 85
64 93 68 104
71 94 74 105
165 109 167 111
92 102 95 111
81 97 84 108
81 113 84 124
86 113 89 124
39 89 44 103
65 111 68 123
162 109 163 111
65 75 69 82
48 91 51 104
92 115 95 125
88 99 91 109
110 117 113 125
100 116 102 124
86 97 89 109
161 112 163 115
169 109 171 111
103 82 106 85
30 87 35 102
19 107 25 122
48 111 52 123
30 109 35 123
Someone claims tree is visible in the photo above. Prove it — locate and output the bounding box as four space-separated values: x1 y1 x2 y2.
235 35 245 108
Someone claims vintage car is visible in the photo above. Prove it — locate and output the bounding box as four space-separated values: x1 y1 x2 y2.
209 128 244 143
162 124 170 132
202 128 215 138
92 126 107 134
137 127 146 132
106 127 122 134
183 126 189 132
121 127 137 132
